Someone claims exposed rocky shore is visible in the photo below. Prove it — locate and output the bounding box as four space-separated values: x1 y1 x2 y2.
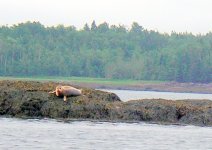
0 80 211 126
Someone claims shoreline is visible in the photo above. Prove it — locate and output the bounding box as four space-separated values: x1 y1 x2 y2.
70 82 212 94
0 116 200 127
0 76 211 94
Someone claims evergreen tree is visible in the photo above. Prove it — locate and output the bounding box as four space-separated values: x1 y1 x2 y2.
91 20 97 31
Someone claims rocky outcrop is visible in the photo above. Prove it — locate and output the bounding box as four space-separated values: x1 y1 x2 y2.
122 99 212 126
0 80 211 126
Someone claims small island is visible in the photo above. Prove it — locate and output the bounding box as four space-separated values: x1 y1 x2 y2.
0 80 211 126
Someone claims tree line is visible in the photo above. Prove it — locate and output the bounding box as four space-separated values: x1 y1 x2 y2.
0 21 211 83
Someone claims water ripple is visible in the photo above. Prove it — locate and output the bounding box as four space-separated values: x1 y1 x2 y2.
0 117 212 150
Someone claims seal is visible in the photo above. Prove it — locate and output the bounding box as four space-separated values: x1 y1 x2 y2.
49 85 82 101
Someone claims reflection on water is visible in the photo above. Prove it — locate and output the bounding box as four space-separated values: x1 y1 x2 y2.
100 89 212 101
0 118 212 150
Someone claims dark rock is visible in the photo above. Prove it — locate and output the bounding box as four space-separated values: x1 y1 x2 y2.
0 80 212 126
0 80 120 119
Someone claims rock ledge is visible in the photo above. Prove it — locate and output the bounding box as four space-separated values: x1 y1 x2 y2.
0 80 211 126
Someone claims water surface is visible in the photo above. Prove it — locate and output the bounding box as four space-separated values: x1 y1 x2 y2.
100 89 212 101
0 118 212 150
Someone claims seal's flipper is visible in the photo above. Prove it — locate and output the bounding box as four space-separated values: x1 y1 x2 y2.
49 91 56 94
64 96 67 102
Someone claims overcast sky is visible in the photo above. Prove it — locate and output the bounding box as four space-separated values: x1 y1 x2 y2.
0 0 212 34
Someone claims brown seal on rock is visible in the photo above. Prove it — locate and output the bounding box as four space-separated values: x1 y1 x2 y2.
49 85 82 101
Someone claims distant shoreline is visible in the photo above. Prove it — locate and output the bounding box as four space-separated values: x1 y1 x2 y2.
0 76 212 94
72 82 212 94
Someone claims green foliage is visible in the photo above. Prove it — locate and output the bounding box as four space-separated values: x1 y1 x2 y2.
0 21 211 83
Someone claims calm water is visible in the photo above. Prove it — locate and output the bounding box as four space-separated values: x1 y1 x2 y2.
0 118 212 150
100 89 212 101
1 90 212 150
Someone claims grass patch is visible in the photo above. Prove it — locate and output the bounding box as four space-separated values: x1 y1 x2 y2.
0 76 166 86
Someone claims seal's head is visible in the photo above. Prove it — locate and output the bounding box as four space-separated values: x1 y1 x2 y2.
55 85 63 97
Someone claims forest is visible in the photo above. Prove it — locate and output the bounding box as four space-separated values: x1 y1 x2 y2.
0 21 211 83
